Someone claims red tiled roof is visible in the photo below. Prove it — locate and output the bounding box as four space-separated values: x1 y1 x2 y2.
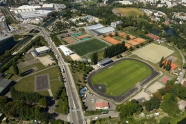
95 102 108 108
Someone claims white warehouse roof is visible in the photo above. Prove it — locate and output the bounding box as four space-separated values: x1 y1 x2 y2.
95 27 115 34
18 5 41 10
19 10 52 19
42 4 54 8
35 46 49 53
86 24 104 30
59 45 74 56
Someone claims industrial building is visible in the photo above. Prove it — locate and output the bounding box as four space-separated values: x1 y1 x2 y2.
59 45 74 56
18 10 53 19
97 58 113 67
14 5 41 14
86 24 115 35
31 46 50 57
0 79 13 95
42 4 54 9
54 4 66 11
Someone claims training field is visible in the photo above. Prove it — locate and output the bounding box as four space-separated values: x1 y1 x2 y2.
114 7 144 16
91 59 152 96
68 39 110 56
133 43 174 64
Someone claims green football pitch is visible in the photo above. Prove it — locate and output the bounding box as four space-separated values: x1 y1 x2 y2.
91 60 152 96
68 39 110 56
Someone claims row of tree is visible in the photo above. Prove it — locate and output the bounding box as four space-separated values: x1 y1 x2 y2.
91 52 98 65
103 42 127 58
10 87 44 104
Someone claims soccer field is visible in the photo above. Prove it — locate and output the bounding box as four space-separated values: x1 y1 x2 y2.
91 60 152 96
68 39 110 56
115 7 144 16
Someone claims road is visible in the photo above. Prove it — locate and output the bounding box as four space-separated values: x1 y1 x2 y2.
175 46 185 83
40 28 85 124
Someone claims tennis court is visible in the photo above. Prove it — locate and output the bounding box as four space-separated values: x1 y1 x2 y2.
133 38 146 44
103 37 120 45
128 39 140 46
68 39 110 56
133 43 174 63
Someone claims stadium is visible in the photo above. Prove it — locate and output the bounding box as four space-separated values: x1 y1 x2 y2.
87 58 159 103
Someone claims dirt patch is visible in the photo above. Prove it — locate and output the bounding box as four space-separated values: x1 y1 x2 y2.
70 53 81 60
63 37 77 44
37 55 55 67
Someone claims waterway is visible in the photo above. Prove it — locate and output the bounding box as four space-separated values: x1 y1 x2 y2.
11 36 34 52
42 17 57 28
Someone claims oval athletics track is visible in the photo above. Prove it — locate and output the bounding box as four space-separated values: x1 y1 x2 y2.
87 58 160 103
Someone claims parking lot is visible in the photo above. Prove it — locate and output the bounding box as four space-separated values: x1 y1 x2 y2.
84 90 116 111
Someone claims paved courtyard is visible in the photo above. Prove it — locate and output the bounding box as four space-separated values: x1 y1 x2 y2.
37 55 55 66
147 82 164 93
133 43 174 63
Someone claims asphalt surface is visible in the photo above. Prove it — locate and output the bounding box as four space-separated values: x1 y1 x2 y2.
87 58 159 103
40 28 85 124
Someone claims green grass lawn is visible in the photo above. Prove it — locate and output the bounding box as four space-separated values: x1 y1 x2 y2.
68 39 110 56
115 7 144 16
15 66 62 96
92 60 152 96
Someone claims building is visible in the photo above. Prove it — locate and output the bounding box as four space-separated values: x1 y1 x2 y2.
95 102 109 110
86 23 104 30
0 79 13 95
94 27 115 35
116 0 133 5
178 100 186 111
31 46 50 57
42 4 54 9
110 20 123 28
59 45 74 56
54 4 66 11
18 10 53 19
97 58 113 67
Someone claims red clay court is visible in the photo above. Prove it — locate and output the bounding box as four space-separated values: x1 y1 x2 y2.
77 35 86 39
159 75 172 84
103 37 120 45
128 39 140 46
63 37 77 44
146 33 160 41
119 32 126 36
162 60 178 70
133 38 146 43
125 43 131 49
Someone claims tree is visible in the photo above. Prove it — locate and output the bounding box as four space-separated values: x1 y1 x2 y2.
160 117 172 124
91 52 98 65
39 98 47 108
12 61 19 75
160 93 180 116
51 120 64 124
115 31 118 36
116 99 142 118
159 56 164 67
126 35 130 40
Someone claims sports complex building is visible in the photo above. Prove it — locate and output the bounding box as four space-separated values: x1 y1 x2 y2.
0 79 13 95
86 24 115 35
31 46 50 57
